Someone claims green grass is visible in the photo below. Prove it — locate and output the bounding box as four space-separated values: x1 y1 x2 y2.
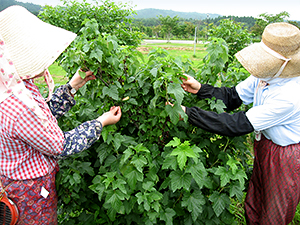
139 42 207 63
48 63 68 84
34 63 68 87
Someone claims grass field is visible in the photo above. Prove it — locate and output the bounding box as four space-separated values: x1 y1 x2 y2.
138 42 207 63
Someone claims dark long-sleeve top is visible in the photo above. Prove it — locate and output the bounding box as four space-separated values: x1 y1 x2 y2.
185 83 254 137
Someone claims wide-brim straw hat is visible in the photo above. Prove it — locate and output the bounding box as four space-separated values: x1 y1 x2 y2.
235 22 300 78
0 5 76 79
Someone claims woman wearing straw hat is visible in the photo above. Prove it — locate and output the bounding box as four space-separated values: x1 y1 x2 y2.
177 22 300 224
0 5 121 224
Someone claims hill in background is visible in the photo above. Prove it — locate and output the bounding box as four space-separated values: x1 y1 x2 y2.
134 8 220 19
0 1 220 20
0 0 41 14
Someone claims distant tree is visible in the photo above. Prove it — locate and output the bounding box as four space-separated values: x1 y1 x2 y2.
152 25 162 38
251 11 290 37
158 15 179 41
172 24 186 39
209 15 256 29
184 22 196 38
208 19 252 67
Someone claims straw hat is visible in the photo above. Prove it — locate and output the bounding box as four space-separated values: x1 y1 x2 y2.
235 22 300 78
0 5 76 79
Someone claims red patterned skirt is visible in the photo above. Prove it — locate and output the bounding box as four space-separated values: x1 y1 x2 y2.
245 135 300 224
0 166 59 225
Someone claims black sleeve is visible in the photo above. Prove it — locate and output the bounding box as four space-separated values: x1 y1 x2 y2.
186 106 254 137
197 84 243 111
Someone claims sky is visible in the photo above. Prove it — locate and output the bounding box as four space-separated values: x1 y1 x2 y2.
17 0 300 21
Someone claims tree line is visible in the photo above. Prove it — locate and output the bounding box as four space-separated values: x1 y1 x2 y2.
1 0 299 41
131 11 300 40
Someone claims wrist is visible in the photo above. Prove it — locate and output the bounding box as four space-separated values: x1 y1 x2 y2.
66 83 77 96
196 83 201 92
97 116 106 127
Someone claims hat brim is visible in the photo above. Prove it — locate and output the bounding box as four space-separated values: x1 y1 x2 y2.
0 6 76 79
235 42 300 78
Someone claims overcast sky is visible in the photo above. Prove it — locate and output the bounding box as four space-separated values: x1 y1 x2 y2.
17 0 300 21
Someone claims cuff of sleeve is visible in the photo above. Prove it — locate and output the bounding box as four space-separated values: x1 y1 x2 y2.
93 119 103 137
185 107 191 117
63 84 76 101
196 84 209 98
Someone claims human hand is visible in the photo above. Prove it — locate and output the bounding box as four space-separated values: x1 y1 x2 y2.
68 69 96 91
180 74 201 94
97 106 122 127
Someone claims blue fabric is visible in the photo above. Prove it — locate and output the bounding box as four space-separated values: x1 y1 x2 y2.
236 75 300 146
48 85 102 159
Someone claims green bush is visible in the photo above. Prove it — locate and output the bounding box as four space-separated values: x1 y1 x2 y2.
38 1 257 223
54 17 252 224
38 0 142 47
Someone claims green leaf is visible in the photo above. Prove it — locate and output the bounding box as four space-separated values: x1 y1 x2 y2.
182 190 205 221
209 192 231 217
121 148 134 164
112 178 127 194
208 98 226 113
73 173 81 184
131 155 147 173
82 43 90 52
169 170 192 191
136 192 146 205
162 156 177 170
77 162 94 176
107 35 119 51
226 155 239 175
133 143 150 153
79 83 87 95
166 137 181 147
231 169 247 188
103 171 117 189
78 70 86 79
215 166 232 187
186 161 207 189
167 82 184 104
165 104 179 125
170 141 196 170
142 181 154 192
105 190 123 212
102 85 119 100
89 175 105 201
150 67 158 78
113 133 125 150
160 208 176 225
151 201 160 213
125 169 144 189
90 48 103 63
127 98 138 105
229 181 244 202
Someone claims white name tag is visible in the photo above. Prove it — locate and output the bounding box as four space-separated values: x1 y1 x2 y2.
41 186 49 199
